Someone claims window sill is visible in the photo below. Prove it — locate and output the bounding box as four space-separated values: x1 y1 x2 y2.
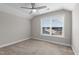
41 34 64 38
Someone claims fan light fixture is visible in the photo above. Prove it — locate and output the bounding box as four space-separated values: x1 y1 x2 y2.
32 9 37 12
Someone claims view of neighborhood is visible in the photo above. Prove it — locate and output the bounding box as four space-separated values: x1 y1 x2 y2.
42 27 62 35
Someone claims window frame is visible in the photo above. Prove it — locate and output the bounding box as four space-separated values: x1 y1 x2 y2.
40 14 65 38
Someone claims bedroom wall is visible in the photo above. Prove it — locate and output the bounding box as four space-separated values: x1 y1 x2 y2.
72 4 79 54
31 10 72 46
0 11 31 46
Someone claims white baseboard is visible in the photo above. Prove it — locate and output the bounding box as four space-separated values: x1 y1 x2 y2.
33 37 71 47
0 37 31 48
72 46 79 55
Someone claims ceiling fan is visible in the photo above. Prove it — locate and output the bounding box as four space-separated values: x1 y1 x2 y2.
21 3 47 14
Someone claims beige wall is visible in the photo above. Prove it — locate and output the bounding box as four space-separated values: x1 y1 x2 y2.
31 10 72 46
0 11 31 46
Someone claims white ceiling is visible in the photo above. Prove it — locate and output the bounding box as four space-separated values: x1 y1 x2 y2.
0 3 76 18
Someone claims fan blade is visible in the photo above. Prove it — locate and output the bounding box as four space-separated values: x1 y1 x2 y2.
29 10 32 14
21 7 32 9
35 6 47 9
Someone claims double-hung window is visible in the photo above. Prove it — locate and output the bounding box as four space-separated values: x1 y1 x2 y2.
41 14 64 37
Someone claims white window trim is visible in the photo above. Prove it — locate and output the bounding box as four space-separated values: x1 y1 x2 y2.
40 14 65 38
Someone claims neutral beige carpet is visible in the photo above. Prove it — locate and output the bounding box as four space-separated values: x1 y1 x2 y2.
0 39 74 55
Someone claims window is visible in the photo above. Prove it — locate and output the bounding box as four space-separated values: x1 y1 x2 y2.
41 14 64 37
41 17 50 35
